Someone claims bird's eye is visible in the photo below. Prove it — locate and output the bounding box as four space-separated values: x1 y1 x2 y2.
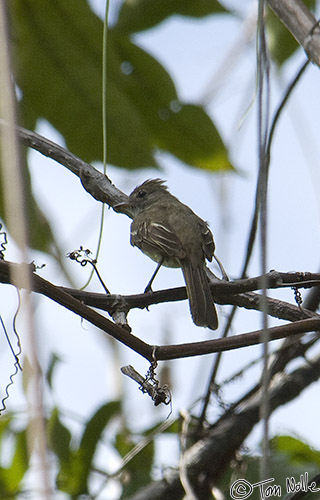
137 189 146 198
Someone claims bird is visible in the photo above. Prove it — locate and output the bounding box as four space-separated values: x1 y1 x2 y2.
115 179 220 330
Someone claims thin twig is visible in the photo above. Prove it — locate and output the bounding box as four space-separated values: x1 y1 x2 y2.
257 0 271 479
198 55 310 433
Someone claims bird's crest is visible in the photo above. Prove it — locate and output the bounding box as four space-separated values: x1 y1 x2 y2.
133 178 168 194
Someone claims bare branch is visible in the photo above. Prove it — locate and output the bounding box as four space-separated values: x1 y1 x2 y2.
154 319 320 360
2 260 320 323
59 270 320 324
0 260 320 362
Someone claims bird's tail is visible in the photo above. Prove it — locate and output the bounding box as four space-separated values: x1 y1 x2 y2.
181 258 218 330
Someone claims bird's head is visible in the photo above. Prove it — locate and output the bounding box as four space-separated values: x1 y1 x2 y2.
114 179 168 217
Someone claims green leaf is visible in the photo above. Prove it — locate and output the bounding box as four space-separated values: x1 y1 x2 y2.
0 414 12 448
9 0 104 163
0 153 57 255
271 435 320 467
109 32 233 171
155 103 233 171
48 407 72 465
105 82 157 168
9 0 234 172
57 401 121 496
78 400 120 469
267 1 316 67
116 0 228 33
115 429 154 497
45 353 62 390
1 430 29 494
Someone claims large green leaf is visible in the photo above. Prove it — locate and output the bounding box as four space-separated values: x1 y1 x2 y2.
108 31 233 171
9 0 233 171
116 428 155 497
48 407 72 465
57 401 121 496
267 1 316 67
4 430 28 490
154 103 232 170
116 0 228 33
78 400 121 475
10 0 104 163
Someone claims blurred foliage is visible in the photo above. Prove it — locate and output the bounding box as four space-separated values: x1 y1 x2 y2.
3 0 314 256
116 0 228 33
218 436 320 500
8 0 233 171
3 0 236 258
50 402 122 496
271 434 320 468
1 350 320 499
115 429 155 497
0 152 57 254
1 399 320 499
1 1 319 498
267 0 316 66
0 415 28 499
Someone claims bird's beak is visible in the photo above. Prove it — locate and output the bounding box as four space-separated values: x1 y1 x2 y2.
113 200 128 212
113 200 131 215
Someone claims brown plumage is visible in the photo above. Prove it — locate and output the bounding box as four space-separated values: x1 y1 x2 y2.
117 179 218 330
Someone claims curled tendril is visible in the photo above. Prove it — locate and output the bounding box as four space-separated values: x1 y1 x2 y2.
0 223 8 260
292 286 303 308
121 362 172 410
67 246 110 294
0 291 23 414
68 247 95 266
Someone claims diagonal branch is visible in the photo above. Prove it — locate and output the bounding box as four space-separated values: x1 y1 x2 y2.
0 119 127 207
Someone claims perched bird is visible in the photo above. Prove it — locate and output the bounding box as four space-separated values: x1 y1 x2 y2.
115 179 220 330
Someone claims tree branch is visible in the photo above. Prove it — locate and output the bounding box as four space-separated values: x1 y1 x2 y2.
0 119 128 207
0 260 152 360
0 260 320 362
49 270 320 324
3 261 320 322
125 352 320 500
0 122 320 360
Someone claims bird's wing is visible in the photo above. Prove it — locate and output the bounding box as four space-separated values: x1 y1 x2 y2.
131 219 186 260
199 220 215 262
